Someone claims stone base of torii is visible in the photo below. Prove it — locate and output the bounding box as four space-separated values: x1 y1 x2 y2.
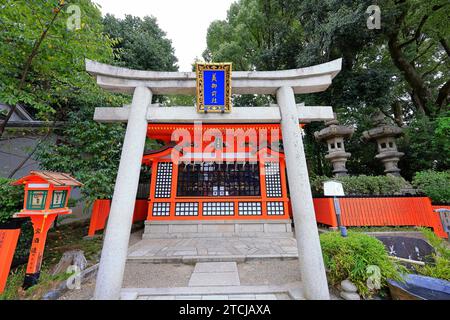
86 58 342 300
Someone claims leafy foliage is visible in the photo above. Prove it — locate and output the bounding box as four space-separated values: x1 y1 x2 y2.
399 115 450 179
0 0 114 120
412 170 450 204
204 0 450 177
32 11 179 204
0 178 23 223
415 228 450 281
0 178 33 263
311 175 410 196
103 14 178 71
320 231 405 297
36 93 127 205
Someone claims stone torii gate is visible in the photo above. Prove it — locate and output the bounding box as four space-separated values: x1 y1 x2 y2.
86 58 342 300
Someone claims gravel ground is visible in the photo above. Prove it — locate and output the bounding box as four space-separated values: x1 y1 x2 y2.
59 279 96 300
57 229 329 300
238 259 301 286
123 263 194 288
59 262 194 300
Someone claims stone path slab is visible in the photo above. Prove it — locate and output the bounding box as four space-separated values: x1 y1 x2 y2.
133 294 289 300
128 237 298 262
121 284 300 300
194 262 237 273
188 272 241 286
188 262 240 286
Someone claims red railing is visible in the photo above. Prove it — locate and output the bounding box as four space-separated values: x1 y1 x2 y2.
88 197 448 238
313 198 338 227
313 196 448 238
87 199 148 237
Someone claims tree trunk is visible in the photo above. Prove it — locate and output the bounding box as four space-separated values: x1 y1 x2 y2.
388 36 434 116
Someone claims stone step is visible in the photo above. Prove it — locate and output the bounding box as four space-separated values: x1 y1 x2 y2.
188 262 240 286
120 283 304 300
126 236 299 263
127 254 298 264
143 220 294 239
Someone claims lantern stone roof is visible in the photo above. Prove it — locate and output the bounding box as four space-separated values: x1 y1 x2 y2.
12 171 83 187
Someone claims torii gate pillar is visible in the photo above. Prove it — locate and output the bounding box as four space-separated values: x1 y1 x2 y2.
94 87 152 300
277 86 329 299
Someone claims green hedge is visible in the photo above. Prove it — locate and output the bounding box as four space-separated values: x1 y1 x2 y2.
320 231 404 297
0 178 32 263
0 177 24 223
412 170 450 204
311 175 410 196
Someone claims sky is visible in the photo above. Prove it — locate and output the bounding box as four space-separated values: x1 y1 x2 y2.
93 0 236 71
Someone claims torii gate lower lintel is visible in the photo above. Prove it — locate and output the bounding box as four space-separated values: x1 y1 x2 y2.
86 58 342 300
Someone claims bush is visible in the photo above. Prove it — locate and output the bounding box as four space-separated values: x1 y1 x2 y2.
0 178 33 263
414 228 450 280
320 231 404 297
412 170 450 204
311 175 410 196
0 177 24 223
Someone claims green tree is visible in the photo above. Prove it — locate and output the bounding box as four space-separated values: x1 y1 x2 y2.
204 0 449 177
383 0 450 117
0 0 114 134
35 91 127 205
35 13 180 203
103 14 178 71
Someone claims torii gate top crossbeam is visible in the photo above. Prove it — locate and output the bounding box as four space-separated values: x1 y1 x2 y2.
85 59 342 95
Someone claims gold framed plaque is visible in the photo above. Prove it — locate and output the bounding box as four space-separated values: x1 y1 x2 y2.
196 63 232 113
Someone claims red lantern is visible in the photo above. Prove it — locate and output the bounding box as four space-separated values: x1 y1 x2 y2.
11 171 82 289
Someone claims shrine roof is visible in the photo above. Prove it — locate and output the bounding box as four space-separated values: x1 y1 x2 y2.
144 142 177 156
12 171 83 187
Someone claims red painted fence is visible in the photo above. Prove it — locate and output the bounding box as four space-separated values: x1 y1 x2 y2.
88 197 448 238
313 196 448 238
87 199 148 237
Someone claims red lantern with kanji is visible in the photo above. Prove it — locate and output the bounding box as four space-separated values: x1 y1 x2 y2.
11 171 82 289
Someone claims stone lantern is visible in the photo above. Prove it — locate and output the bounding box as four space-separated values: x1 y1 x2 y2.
314 115 354 176
362 112 404 176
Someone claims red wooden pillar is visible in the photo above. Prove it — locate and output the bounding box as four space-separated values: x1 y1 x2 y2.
259 159 268 217
147 160 159 220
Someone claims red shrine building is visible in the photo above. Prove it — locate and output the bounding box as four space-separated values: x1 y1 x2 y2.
140 123 294 237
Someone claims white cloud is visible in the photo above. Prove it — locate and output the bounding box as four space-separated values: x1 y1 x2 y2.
93 0 235 71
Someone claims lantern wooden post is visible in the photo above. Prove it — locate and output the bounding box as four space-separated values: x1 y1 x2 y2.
22 214 57 288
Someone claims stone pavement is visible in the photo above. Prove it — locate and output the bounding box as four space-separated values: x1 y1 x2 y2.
189 262 240 286
127 237 298 263
122 235 303 300
121 262 300 300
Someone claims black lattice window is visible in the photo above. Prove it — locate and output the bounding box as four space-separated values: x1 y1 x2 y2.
152 202 170 216
177 162 260 197
264 162 282 197
238 202 262 216
267 201 285 215
202 202 234 216
175 202 199 216
155 162 173 198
